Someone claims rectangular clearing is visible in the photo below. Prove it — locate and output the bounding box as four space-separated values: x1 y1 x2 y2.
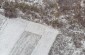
0 17 58 55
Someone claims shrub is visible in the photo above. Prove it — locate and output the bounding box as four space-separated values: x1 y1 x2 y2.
15 3 39 13
73 39 82 48
49 3 58 9
54 12 60 17
3 2 17 18
16 3 31 12
50 20 63 28
0 0 4 7
30 5 39 12
3 1 40 18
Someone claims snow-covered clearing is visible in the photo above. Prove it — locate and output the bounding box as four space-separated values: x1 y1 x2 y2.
0 15 58 55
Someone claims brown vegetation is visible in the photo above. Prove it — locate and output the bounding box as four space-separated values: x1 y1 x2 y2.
50 20 63 28
3 1 40 18
3 2 17 18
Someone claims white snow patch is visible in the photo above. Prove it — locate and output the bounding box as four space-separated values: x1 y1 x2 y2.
81 40 85 48
0 19 27 55
0 15 58 55
81 0 85 7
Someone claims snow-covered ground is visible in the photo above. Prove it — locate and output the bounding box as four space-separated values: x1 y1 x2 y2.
0 18 27 55
0 15 58 55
